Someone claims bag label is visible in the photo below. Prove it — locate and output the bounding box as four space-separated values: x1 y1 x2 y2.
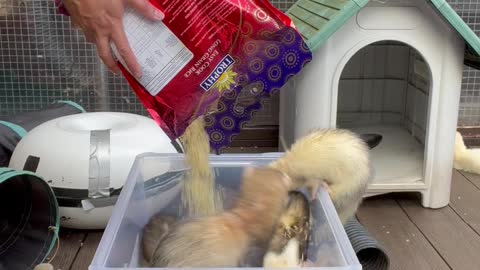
112 7 194 96
200 54 235 91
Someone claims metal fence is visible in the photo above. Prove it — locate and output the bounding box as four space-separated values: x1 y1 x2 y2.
1 0 480 127
448 0 480 126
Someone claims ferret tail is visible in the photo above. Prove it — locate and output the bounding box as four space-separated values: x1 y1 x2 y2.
454 131 480 175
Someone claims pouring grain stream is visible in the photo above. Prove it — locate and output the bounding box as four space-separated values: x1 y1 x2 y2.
179 117 223 217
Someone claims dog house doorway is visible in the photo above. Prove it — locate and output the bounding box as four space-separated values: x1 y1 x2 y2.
336 40 431 186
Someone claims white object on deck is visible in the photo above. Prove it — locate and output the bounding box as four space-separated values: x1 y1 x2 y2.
9 112 178 229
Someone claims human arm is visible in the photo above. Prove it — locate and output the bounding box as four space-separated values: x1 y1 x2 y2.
57 0 164 77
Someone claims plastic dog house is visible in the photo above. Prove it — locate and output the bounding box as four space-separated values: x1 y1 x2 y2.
279 0 480 208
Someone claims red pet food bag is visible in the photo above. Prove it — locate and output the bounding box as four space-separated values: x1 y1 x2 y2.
113 0 312 151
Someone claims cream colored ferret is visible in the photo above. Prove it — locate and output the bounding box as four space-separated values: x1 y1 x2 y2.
269 129 371 224
454 131 480 175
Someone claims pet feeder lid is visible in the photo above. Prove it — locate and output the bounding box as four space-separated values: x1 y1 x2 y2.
287 0 480 70
0 168 59 269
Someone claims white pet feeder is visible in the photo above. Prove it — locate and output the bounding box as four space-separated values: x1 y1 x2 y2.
8 112 179 229
280 0 480 208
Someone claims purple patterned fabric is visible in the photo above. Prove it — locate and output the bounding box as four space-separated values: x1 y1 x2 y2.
203 27 312 153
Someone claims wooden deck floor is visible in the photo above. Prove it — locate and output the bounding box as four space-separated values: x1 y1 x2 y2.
50 170 480 270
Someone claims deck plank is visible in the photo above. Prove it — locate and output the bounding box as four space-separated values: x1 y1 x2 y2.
70 231 104 270
458 170 480 190
450 170 480 236
357 196 450 270
50 229 86 270
399 197 480 270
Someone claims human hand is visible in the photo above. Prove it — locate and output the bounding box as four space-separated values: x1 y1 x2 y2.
62 0 164 77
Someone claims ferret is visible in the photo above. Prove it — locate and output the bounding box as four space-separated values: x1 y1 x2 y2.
269 129 371 224
141 214 177 264
266 191 310 261
148 167 292 267
454 131 480 175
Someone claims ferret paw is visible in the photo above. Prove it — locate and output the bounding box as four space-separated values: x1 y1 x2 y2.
307 187 318 201
320 182 333 196
300 260 315 267
308 181 331 201
34 264 54 270
307 182 320 201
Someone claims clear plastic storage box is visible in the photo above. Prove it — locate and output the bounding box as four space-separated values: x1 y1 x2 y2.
89 153 362 270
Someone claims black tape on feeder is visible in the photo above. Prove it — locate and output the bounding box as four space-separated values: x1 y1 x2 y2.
0 168 59 270
0 100 86 167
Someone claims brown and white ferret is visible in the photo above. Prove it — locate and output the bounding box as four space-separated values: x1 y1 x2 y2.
266 191 310 261
269 129 371 224
262 191 310 268
146 167 292 267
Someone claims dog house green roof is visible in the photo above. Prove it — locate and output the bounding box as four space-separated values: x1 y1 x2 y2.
286 0 480 69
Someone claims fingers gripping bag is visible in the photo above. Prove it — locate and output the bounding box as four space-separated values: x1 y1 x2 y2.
113 0 313 153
